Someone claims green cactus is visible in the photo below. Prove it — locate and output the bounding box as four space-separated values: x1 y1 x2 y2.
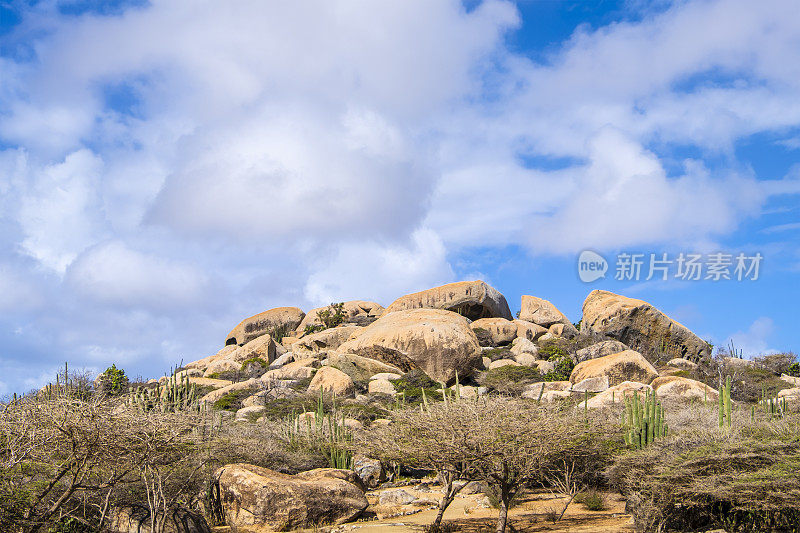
128 369 200 413
718 375 732 428
622 389 667 449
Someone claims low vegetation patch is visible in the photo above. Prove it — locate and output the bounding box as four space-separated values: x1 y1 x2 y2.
212 389 252 411
479 365 541 395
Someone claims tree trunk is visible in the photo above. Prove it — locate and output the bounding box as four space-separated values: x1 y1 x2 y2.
432 471 463 528
496 497 508 533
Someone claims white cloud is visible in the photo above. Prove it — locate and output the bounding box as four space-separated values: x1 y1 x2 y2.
724 316 777 358
1 0 800 390
66 241 209 310
304 228 454 306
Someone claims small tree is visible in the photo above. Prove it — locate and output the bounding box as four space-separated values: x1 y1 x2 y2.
362 398 615 532
96 364 130 395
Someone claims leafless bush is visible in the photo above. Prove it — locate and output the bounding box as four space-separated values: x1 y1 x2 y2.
359 397 618 532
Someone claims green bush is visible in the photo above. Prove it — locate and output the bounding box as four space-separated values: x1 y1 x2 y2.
212 389 252 411
544 352 574 381
304 302 347 335
479 365 541 395
96 364 129 395
574 489 606 511
482 347 513 362
788 362 800 377
239 357 268 371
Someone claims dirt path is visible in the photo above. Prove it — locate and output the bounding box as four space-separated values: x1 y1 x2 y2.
213 488 634 532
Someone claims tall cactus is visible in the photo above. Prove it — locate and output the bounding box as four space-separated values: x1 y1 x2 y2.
622 389 667 449
129 370 200 413
719 375 732 428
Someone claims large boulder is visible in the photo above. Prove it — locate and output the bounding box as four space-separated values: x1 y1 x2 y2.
203 334 277 376
382 280 512 321
307 366 355 397
297 301 385 332
226 307 306 346
575 340 629 363
184 345 239 372
470 318 517 346
519 296 575 330
514 319 548 342
581 381 652 409
570 350 658 386
261 358 319 381
325 353 404 382
213 464 367 531
651 376 718 401
337 308 482 383
199 378 260 405
581 290 710 362
292 326 363 356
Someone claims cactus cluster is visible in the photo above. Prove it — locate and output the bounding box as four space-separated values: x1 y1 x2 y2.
719 375 733 428
129 372 201 413
760 385 787 418
622 389 667 449
289 390 353 470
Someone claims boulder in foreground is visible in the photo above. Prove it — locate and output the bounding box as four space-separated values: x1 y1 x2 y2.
382 280 512 320
213 464 367 531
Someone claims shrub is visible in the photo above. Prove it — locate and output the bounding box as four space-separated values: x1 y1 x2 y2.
788 362 800 377
482 347 513 361
239 357 268 371
608 413 800 532
574 489 606 511
479 366 541 395
754 352 798 375
392 370 443 404
212 389 252 411
96 364 129 395
267 323 292 343
305 302 347 335
544 352 574 381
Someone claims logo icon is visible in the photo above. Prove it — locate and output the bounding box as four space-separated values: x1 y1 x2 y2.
578 250 608 283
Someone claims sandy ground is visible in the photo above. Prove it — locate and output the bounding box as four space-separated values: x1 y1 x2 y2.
213 486 634 532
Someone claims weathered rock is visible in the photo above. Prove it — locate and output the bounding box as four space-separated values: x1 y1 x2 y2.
513 353 538 367
187 377 232 389
470 318 517 346
510 337 539 358
269 352 294 370
203 358 241 377
293 326 363 356
488 359 520 370
778 387 800 399
297 301 385 332
519 295 574 329
781 374 800 386
236 405 266 421
533 360 555 374
513 320 548 342
382 280 512 320
237 334 278 364
261 358 319 381
337 308 482 383
379 489 417 506
651 376 718 401
581 381 652 409
572 375 610 393
581 290 710 361
307 366 355 397
107 505 210 533
214 464 367 531
667 358 698 370
522 381 572 399
370 372 402 381
548 322 579 339
199 378 260 405
326 353 403 382
226 307 306 346
184 345 239 371
570 350 658 386
368 378 396 395
353 455 385 489
541 390 573 402
343 418 364 430
575 340 629 363
174 368 203 380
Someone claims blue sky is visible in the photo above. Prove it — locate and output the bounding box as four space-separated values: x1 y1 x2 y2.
1 0 799 395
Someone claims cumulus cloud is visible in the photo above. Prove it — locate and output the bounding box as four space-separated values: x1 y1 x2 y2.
725 317 777 358
0 0 799 389
304 228 454 306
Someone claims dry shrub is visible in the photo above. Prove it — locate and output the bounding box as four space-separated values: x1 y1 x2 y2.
608 411 800 532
